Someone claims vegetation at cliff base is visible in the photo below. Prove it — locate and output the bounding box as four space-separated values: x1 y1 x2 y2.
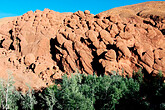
0 70 165 110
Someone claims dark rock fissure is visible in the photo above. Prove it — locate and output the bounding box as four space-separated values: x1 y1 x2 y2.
50 38 64 72
9 29 14 40
50 38 58 61
16 37 21 52
29 63 36 73
86 21 91 30
9 42 15 50
91 51 105 76
0 39 5 48
143 20 155 27
161 29 165 35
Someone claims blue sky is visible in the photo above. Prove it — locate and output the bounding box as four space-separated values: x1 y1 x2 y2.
0 0 164 18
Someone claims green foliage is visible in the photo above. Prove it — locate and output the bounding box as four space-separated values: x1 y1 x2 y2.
39 85 60 110
41 72 140 110
0 71 37 110
79 72 140 110
20 86 37 110
58 74 94 110
133 68 143 83
0 69 165 110
0 70 21 110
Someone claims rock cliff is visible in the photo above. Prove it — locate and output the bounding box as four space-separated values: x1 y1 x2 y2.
0 1 165 91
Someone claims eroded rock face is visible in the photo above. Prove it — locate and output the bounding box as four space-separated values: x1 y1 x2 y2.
53 1 165 77
0 1 165 91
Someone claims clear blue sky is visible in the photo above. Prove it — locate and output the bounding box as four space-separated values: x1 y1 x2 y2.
0 0 164 18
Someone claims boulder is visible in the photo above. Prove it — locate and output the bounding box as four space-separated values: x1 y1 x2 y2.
24 53 35 66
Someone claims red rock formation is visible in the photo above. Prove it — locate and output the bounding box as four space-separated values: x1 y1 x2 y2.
0 1 165 91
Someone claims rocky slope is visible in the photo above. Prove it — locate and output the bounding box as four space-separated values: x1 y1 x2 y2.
0 1 165 91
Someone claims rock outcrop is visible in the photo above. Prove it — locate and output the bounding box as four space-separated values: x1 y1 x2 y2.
0 1 165 91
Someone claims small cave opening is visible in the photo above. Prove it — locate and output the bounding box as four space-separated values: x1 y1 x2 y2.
66 24 74 29
106 16 111 21
91 51 105 76
0 39 5 48
9 29 14 40
9 42 15 50
142 52 146 56
29 63 36 73
143 20 155 27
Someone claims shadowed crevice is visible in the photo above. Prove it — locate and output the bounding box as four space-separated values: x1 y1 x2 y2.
91 51 105 76
0 39 5 48
161 29 165 35
9 29 14 40
50 38 64 72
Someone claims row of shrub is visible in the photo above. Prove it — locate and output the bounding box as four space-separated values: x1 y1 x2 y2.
0 69 165 110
